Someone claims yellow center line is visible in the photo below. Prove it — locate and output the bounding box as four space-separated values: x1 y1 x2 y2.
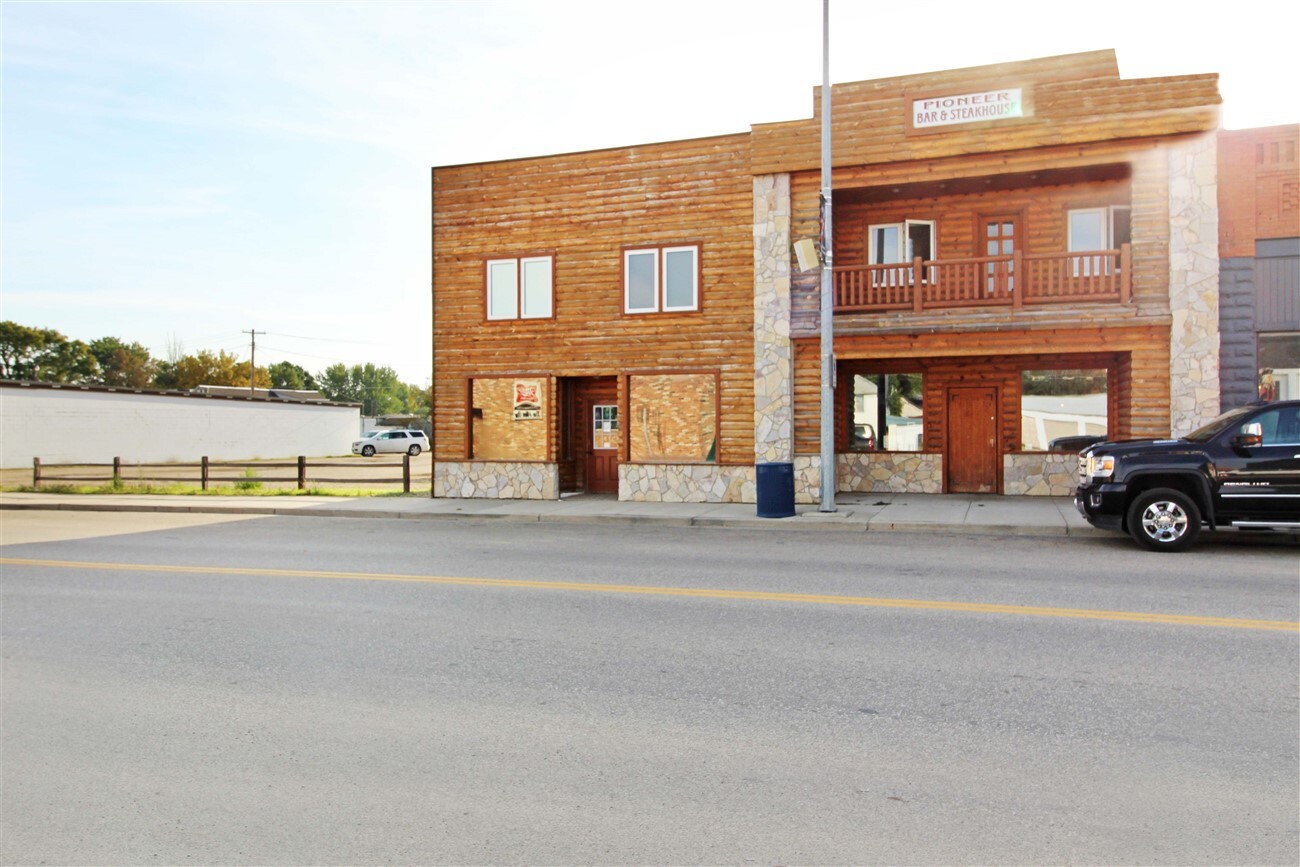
3 557 1296 632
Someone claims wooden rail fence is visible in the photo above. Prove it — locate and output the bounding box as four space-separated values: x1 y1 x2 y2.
31 455 420 493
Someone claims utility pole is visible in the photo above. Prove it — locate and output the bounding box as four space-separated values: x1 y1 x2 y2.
243 329 264 396
818 0 836 512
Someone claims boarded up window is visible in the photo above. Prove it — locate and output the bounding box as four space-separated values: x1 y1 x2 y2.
629 373 717 462
471 377 547 460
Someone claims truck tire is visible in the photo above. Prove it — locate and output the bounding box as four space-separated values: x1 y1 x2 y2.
1126 487 1202 552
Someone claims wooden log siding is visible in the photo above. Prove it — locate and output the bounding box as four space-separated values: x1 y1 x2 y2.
751 50 1218 175
788 136 1188 336
433 134 756 466
792 325 1169 457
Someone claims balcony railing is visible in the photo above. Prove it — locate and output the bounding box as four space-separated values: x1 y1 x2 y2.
833 245 1131 313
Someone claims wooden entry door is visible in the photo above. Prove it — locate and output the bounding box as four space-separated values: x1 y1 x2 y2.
946 386 999 494
572 378 619 494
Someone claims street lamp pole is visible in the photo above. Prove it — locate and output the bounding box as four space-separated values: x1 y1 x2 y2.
818 0 836 512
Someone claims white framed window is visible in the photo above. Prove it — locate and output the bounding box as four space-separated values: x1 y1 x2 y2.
868 220 935 286
486 255 552 320
624 245 699 313
868 220 935 263
1068 206 1131 276
868 223 904 265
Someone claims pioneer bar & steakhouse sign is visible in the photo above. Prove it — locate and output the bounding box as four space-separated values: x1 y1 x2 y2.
913 88 1023 129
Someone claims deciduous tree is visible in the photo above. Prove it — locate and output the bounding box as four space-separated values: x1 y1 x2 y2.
89 337 158 388
268 361 317 391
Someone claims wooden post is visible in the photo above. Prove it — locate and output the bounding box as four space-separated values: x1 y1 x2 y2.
113 456 121 484
912 256 924 313
403 453 411 494
298 456 307 490
201 456 209 491
1119 243 1132 304
1012 250 1023 307
33 457 41 490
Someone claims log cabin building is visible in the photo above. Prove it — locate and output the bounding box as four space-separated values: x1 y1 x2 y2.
431 49 1290 503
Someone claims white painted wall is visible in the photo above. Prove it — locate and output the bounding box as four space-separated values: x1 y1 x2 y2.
0 386 361 467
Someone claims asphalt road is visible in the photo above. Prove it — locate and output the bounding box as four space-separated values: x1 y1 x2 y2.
2 512 1297 865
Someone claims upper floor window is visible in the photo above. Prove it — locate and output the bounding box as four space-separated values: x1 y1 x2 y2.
868 220 935 287
624 245 699 313
1068 206 1130 251
486 255 552 320
1068 207 1130 277
868 220 935 264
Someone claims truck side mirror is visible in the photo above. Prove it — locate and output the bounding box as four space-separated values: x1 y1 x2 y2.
1232 422 1263 449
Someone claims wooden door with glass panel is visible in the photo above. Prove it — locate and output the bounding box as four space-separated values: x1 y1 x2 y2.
984 216 1017 297
587 403 620 493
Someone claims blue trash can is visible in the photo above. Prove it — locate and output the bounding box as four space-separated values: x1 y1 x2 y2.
756 461 795 518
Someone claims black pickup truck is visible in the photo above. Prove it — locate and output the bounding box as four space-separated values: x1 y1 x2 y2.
1075 400 1300 551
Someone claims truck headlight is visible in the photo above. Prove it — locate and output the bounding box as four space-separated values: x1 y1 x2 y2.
1087 455 1115 479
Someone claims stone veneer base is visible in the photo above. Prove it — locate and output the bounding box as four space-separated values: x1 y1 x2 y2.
434 461 559 499
1003 453 1078 497
620 464 756 503
434 456 1072 501
838 453 943 494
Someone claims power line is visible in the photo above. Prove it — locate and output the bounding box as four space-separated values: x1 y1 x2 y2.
258 344 384 365
264 331 387 346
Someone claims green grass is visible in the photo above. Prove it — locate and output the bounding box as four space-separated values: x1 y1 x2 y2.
234 467 263 492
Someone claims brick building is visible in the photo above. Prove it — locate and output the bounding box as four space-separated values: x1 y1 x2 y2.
1217 125 1300 407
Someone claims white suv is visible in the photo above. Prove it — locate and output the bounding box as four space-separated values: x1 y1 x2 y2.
352 429 429 457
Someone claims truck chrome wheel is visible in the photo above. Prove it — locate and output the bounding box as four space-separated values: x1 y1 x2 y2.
1126 488 1201 552
1140 500 1189 542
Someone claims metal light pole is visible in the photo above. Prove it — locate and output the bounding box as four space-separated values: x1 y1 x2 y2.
818 0 836 512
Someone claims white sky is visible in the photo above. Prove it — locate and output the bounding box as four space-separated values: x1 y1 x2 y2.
2 0 1295 385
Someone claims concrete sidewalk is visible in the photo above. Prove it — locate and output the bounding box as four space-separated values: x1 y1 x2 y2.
0 490 1093 537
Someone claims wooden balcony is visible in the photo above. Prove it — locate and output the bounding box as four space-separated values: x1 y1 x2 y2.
833 245 1131 313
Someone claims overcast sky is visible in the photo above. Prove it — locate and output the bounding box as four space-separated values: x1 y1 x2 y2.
3 0 1294 385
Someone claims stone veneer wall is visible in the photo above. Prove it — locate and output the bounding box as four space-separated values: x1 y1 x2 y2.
793 456 820 504
1003 453 1078 496
434 461 559 499
1167 134 1221 436
838 453 943 494
753 174 794 463
619 464 755 503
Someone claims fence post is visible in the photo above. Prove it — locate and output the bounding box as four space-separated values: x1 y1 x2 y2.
298 456 307 490
113 456 121 484
201 456 209 491
33 457 40 490
403 453 411 494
